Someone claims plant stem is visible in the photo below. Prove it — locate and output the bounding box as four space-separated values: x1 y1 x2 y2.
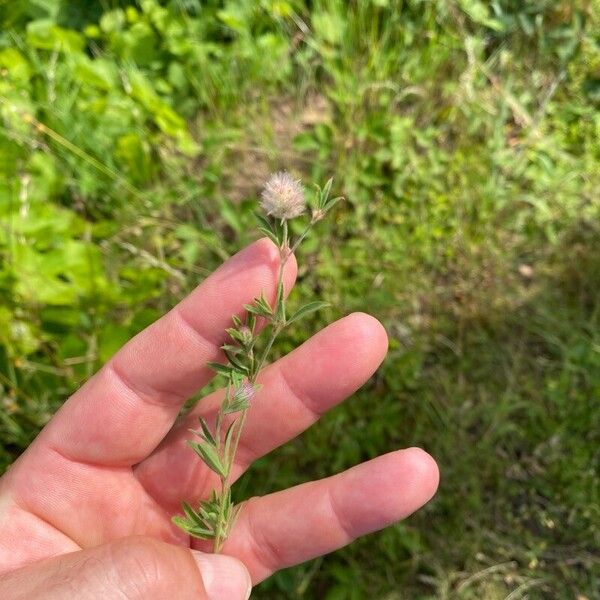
255 323 282 376
212 214 305 552
213 475 227 553
213 380 234 552
178 181 339 550
289 219 315 257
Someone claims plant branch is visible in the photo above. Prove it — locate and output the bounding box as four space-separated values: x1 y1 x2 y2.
173 175 340 552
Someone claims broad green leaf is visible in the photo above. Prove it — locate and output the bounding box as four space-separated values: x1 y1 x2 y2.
26 20 85 53
0 48 31 82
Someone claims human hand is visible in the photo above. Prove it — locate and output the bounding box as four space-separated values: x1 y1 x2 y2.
0 240 439 598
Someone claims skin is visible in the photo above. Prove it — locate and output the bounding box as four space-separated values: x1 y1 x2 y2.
0 239 439 598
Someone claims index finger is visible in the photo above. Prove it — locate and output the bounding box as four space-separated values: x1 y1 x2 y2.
37 239 297 466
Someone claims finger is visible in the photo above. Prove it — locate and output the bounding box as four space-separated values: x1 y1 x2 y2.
205 448 439 583
36 239 297 466
136 313 388 510
0 536 251 600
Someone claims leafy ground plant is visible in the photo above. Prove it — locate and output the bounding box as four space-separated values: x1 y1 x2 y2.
172 172 342 552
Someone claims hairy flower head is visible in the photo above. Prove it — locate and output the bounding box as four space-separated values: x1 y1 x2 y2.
234 381 256 404
260 171 305 220
237 325 253 347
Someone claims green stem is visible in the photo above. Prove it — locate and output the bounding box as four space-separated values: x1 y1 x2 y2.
255 323 282 377
211 215 304 552
213 403 249 552
213 475 227 553
289 219 315 257
276 220 289 322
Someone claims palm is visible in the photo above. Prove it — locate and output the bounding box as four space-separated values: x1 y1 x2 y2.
0 241 438 583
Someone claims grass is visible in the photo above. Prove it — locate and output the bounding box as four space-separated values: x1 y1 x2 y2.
1 0 599 597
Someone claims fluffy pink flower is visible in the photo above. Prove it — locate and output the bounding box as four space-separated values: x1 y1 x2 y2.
260 171 305 220
234 381 256 404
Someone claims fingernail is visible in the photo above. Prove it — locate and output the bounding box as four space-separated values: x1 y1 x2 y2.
191 551 252 600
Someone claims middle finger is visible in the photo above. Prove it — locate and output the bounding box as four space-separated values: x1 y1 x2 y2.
134 312 388 510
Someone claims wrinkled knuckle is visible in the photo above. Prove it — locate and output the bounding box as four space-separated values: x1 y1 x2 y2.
243 497 282 573
109 537 181 598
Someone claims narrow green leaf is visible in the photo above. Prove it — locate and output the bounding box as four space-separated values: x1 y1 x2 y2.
257 226 279 246
255 212 275 234
223 419 237 466
287 301 330 325
207 361 235 377
226 328 244 343
319 177 333 208
223 348 249 373
172 515 189 529
172 516 215 540
197 418 216 446
244 303 272 318
172 515 193 530
257 292 274 312
187 527 215 540
181 502 208 530
188 440 227 477
324 195 343 212
261 297 273 310
221 343 242 354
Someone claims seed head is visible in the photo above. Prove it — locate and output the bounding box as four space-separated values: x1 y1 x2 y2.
260 171 305 220
238 325 253 347
234 381 256 404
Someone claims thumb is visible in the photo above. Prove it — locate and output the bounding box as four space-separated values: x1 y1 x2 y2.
191 548 253 600
0 536 251 600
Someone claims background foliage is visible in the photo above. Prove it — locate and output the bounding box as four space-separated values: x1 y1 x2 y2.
1 0 599 598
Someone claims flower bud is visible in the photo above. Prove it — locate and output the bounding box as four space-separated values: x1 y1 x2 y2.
238 325 253 347
234 382 256 404
311 207 325 222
